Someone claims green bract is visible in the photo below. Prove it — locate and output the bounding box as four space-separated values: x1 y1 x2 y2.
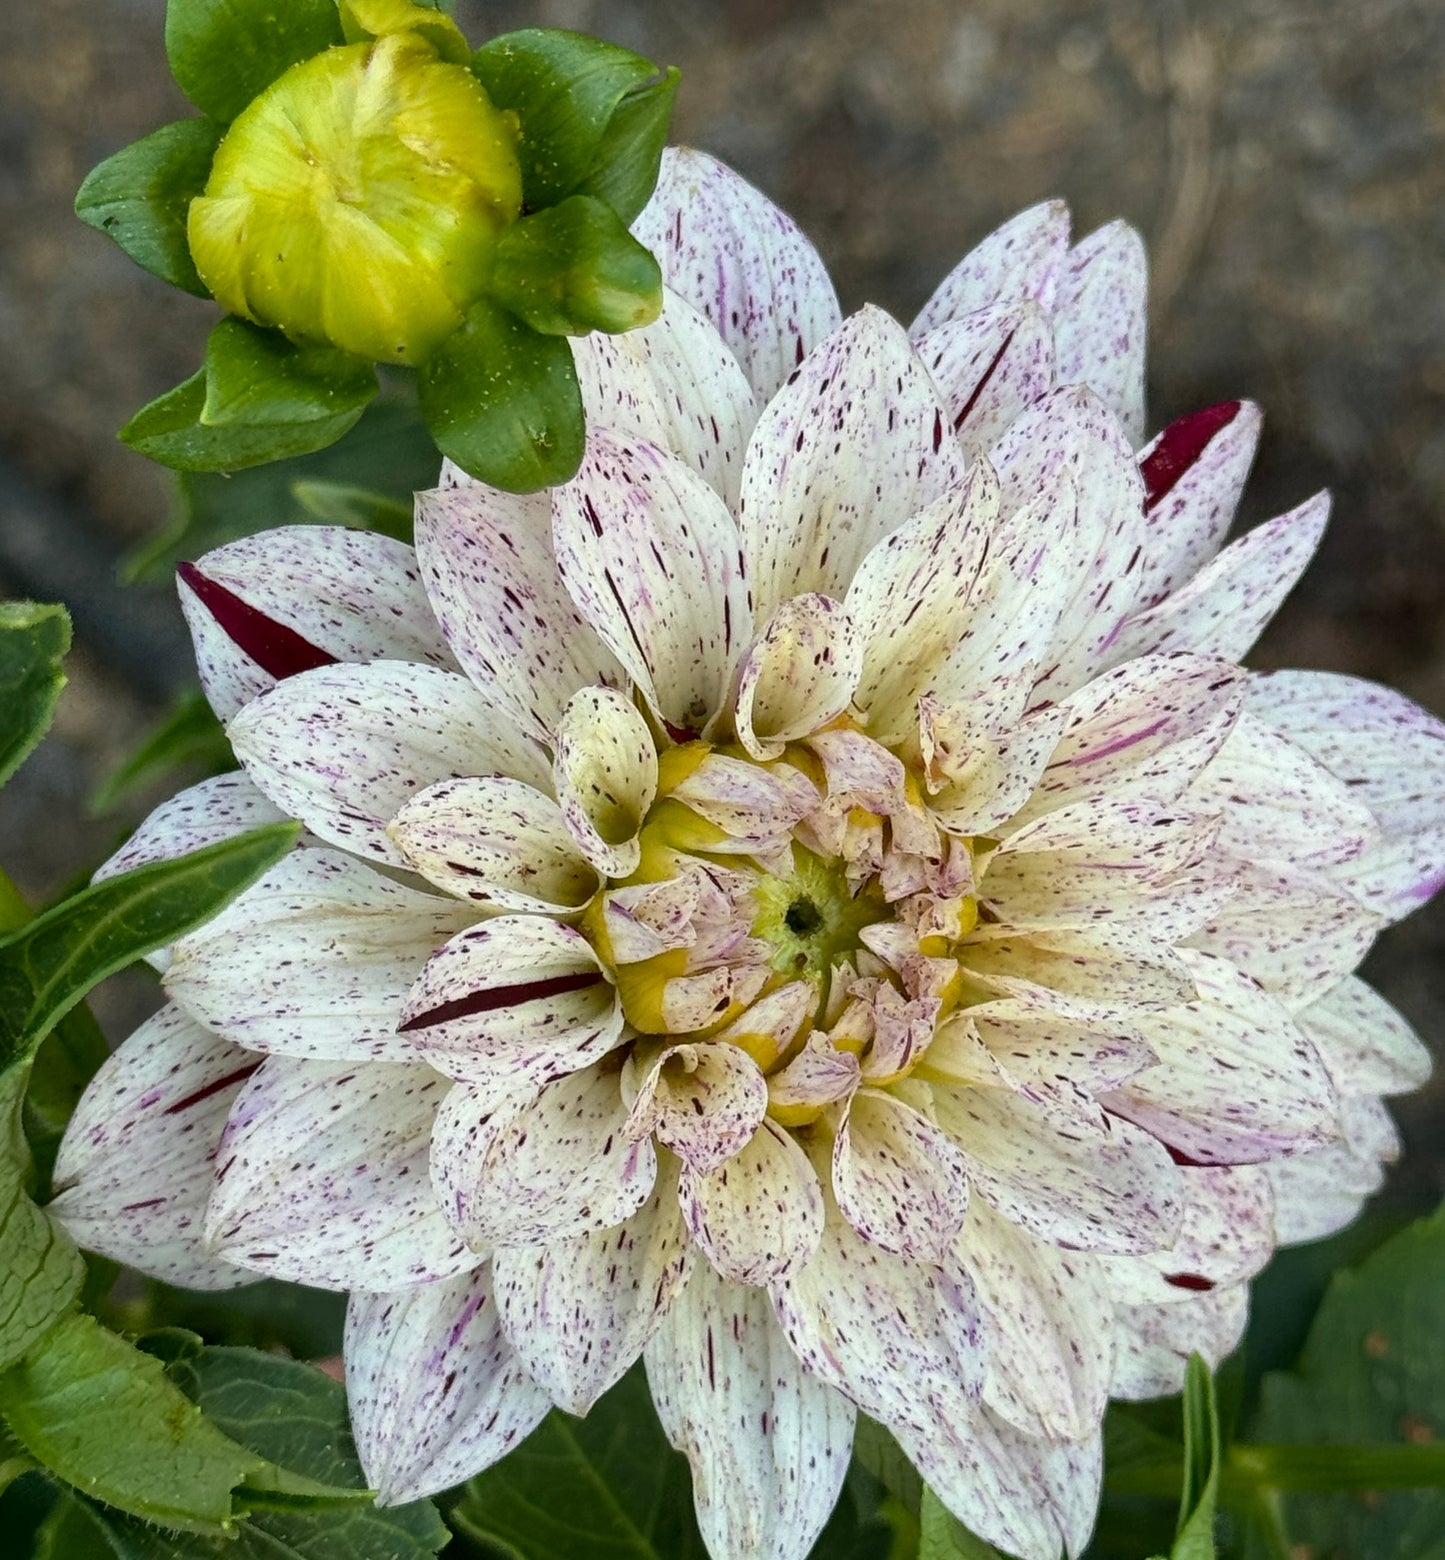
81 0 677 491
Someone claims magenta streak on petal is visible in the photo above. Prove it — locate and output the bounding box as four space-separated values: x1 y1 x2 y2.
1064 716 1170 766
162 1061 263 1116
1139 401 1241 510
177 562 338 681
952 328 1016 432
398 972 605 1032
1164 1272 1215 1292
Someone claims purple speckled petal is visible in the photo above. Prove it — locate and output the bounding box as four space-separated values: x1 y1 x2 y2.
551 686 658 879
832 1088 971 1262
931 1082 1185 1253
735 594 863 760
164 849 471 1063
1104 491 1329 667
632 147 842 402
739 307 965 623
1266 1095 1400 1244
1133 400 1262 607
670 752 819 846
1052 220 1149 446
228 661 548 867
552 430 752 740
93 772 289 886
1109 949 1341 1163
413 483 625 745
645 1261 855 1560
398 917 621 1092
345 1267 550 1504
49 1004 255 1291
1297 975 1432 1096
680 1117 824 1285
624 1041 769 1176
389 775 597 912
1111 1284 1249 1399
960 927 1197 1011
431 1065 655 1250
179 526 456 722
205 1057 474 1291
957 1199 1114 1442
914 301 1057 454
492 1160 694 1415
573 285 759 509
1248 669 1445 920
910 199 1071 334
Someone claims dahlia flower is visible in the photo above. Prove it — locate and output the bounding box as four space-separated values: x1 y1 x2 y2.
52 149 1443 1559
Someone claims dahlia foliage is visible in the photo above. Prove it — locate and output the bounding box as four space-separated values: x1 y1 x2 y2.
52 150 1444 1559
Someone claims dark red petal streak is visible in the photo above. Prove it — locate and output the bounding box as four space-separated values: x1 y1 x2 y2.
398 972 605 1033
1139 401 1241 511
163 1061 263 1115
178 562 337 681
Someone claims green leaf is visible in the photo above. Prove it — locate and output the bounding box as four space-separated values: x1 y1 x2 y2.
918 1486 1004 1558
21 1005 111 1200
74 118 223 295
1172 1355 1221 1559
490 194 662 337
851 1414 923 1515
0 603 70 791
165 0 343 123
90 687 232 815
452 1365 707 1559
124 394 436 581
0 1311 261 1533
119 370 367 473
1251 1199 1445 1558
471 29 675 219
131 1276 345 1360
420 299 583 492
0 1071 84 1374
290 480 413 538
0 823 297 1077
201 318 379 429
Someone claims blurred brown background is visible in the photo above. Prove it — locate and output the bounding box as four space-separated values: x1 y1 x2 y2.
1 0 1443 1196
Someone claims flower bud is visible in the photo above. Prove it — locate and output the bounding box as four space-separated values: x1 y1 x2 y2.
188 32 523 365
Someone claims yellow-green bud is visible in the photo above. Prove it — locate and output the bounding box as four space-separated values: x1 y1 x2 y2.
188 33 523 365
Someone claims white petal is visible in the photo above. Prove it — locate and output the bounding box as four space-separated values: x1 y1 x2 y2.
93 771 289 885
431 1065 655 1249
645 1261 855 1560
492 1162 693 1415
178 526 454 722
832 1089 971 1262
914 301 1056 453
1105 492 1329 667
680 1117 824 1284
1133 400 1262 607
346 1267 550 1504
930 1083 1185 1253
633 146 843 401
552 686 658 878
625 1042 769 1175
1111 1285 1249 1399
574 285 759 509
165 849 471 1062
739 307 965 623
1052 220 1148 445
735 594 863 760
1112 949 1340 1163
206 1057 473 1290
389 775 597 912
398 917 621 1090
1266 1098 1398 1245
960 926 1197 1010
910 200 1071 333
413 483 624 744
957 1199 1114 1441
553 430 752 739
1297 975 1432 1096
229 661 548 866
49 1005 254 1290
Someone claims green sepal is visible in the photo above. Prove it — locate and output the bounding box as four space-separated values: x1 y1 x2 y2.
0 822 299 1077
120 318 378 473
0 604 70 792
918 1487 1003 1558
74 118 223 296
420 298 584 492
490 194 662 337
291 479 414 539
471 29 678 220
338 0 469 64
89 686 231 815
165 0 343 123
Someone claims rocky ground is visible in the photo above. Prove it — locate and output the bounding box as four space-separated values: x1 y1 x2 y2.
2 0 1443 1193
